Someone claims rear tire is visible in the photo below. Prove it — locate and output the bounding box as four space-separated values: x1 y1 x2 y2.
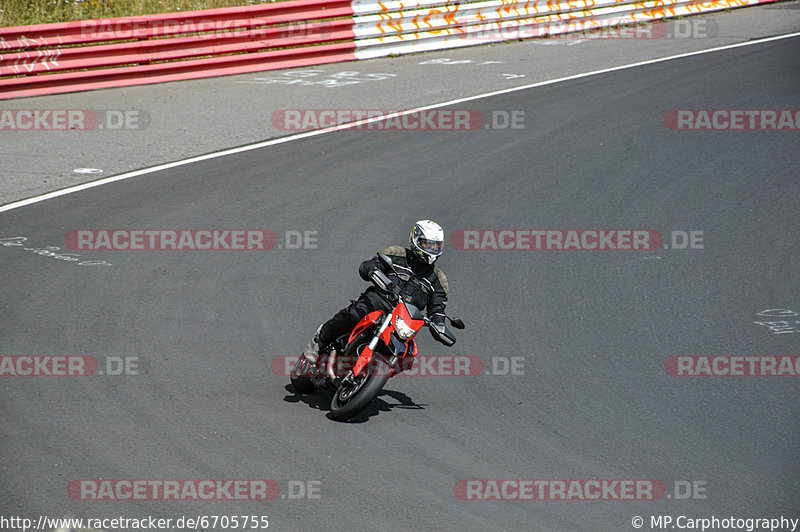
329 357 391 421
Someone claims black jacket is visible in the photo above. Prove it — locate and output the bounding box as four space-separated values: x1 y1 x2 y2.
358 245 449 323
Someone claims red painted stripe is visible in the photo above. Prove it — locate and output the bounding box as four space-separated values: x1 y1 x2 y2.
0 0 354 47
0 22 355 76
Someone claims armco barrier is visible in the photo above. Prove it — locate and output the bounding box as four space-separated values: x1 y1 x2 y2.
0 0 780 100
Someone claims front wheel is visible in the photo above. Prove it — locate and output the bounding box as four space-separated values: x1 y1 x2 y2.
329 357 391 421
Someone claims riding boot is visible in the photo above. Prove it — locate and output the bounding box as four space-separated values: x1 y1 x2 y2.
301 325 323 365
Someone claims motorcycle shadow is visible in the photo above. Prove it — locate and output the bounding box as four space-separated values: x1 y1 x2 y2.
283 384 427 423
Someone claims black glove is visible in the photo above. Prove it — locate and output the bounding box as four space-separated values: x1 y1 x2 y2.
370 269 394 291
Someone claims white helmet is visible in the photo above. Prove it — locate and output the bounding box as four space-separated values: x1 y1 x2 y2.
409 220 444 265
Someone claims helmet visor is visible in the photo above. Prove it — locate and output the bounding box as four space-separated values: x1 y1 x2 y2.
418 237 443 256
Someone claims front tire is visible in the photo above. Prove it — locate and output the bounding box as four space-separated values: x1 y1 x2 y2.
329 357 391 421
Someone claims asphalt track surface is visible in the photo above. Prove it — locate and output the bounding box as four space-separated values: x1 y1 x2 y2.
2 35 800 532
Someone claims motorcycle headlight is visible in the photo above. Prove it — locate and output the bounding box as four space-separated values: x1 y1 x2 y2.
394 315 417 340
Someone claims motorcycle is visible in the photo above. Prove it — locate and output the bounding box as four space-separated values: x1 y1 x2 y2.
290 252 465 421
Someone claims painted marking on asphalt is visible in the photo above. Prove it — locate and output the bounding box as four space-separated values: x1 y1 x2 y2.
418 58 505 65
2 31 799 215
73 168 103 174
237 69 397 88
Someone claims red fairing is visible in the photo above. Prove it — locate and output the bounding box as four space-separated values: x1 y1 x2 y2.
348 310 383 344
387 300 425 343
351 301 425 377
398 300 425 331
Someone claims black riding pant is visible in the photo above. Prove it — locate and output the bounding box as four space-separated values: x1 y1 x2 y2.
318 293 387 346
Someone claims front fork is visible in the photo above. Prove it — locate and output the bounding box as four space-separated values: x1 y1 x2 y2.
348 313 397 381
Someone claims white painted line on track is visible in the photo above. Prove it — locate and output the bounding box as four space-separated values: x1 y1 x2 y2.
2 31 798 215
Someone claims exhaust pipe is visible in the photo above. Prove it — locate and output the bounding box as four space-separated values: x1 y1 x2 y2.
326 348 338 380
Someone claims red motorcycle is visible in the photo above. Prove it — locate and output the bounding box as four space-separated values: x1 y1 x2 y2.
291 253 464 421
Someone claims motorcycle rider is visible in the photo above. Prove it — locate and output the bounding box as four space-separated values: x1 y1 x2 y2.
301 220 450 373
